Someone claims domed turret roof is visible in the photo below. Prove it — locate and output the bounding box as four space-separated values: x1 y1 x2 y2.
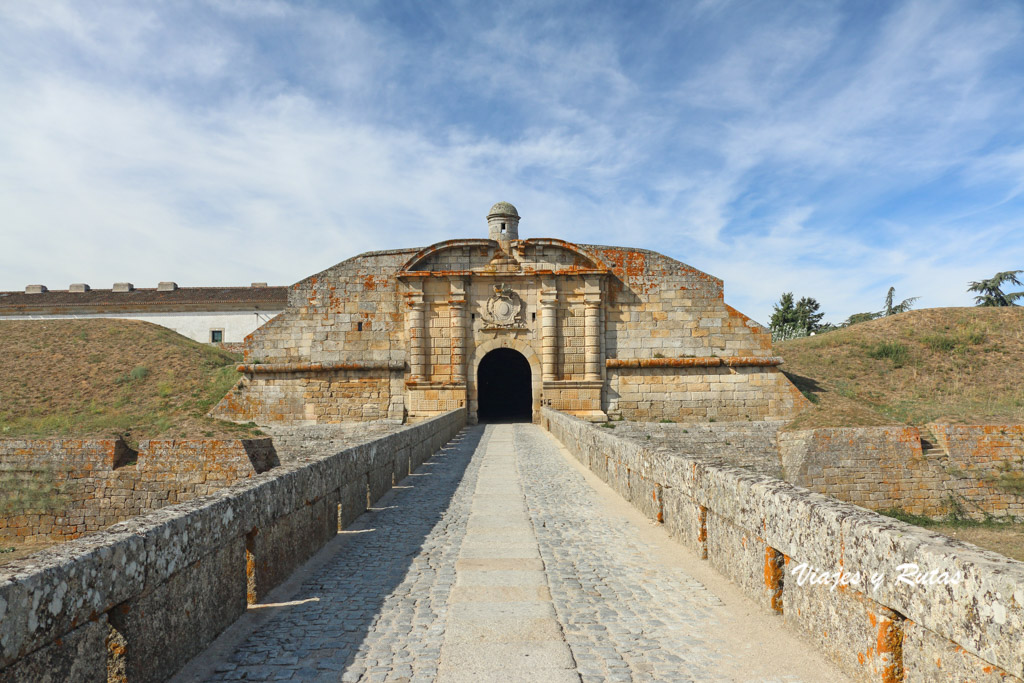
487 201 519 217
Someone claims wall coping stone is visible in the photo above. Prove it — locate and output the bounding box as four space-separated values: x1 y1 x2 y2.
606 356 783 368
237 361 404 374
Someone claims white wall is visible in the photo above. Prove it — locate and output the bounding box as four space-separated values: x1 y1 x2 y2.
0 310 282 344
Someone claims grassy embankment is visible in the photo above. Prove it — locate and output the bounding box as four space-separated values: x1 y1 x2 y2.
0 319 255 549
0 319 255 441
777 307 1024 560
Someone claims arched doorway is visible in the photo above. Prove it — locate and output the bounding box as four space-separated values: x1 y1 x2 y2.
476 348 532 421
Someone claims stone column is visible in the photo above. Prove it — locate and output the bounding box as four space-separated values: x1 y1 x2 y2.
584 279 602 382
449 278 467 384
407 287 427 383
540 280 558 382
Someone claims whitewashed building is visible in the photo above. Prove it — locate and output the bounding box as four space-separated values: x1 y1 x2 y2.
0 282 288 344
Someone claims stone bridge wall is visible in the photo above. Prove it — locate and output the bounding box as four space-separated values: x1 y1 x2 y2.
0 438 278 545
0 409 466 683
542 408 1024 682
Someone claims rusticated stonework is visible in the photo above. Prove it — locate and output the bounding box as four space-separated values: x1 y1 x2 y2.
212 202 806 425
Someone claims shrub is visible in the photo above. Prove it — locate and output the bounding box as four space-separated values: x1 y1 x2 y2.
115 365 150 384
866 341 909 367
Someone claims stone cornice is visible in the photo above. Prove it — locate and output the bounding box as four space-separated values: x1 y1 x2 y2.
237 361 404 374
606 356 783 369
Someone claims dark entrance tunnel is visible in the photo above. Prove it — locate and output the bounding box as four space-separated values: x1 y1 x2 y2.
476 348 532 422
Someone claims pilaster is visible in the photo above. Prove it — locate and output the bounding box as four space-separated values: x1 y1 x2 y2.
448 277 468 384
540 278 558 382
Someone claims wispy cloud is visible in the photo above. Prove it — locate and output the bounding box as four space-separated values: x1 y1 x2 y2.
1 0 1023 325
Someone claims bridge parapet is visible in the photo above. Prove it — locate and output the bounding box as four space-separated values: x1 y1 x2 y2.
542 408 1024 682
0 409 466 682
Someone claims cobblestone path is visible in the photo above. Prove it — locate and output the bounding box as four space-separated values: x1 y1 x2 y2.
177 423 845 683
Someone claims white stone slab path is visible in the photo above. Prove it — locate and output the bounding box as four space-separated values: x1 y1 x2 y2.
437 426 577 682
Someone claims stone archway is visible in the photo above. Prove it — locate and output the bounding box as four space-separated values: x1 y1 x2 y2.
468 338 542 423
477 348 532 421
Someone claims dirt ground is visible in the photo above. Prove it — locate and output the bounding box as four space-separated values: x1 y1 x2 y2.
925 524 1024 562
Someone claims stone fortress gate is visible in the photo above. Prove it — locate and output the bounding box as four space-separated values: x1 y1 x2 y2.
213 202 805 425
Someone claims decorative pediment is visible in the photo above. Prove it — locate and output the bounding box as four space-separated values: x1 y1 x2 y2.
397 238 610 277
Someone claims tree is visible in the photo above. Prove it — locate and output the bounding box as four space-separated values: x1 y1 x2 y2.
844 311 879 326
769 292 825 341
967 270 1023 307
883 287 919 316
769 292 796 333
842 286 918 327
794 296 825 332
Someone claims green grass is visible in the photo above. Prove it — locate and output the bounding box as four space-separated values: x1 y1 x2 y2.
865 341 909 367
0 464 71 516
779 308 1024 429
879 497 1020 528
921 329 987 353
115 365 150 385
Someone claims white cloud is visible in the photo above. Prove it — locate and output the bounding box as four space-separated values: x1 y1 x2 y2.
1 0 1023 330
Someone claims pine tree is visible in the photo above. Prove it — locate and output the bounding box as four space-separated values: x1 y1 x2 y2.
968 271 1023 307
794 297 825 332
769 292 825 341
883 287 919 316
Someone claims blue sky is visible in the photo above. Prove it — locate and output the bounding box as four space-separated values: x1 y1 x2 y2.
2 0 1024 325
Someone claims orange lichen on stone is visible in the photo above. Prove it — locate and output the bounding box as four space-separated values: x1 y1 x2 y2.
763 547 785 613
877 617 904 683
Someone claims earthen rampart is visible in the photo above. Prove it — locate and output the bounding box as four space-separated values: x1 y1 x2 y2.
542 408 1024 682
0 409 466 682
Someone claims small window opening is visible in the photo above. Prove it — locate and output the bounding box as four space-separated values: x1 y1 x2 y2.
210 330 223 343
471 313 475 321
500 223 507 233
357 322 363 331
531 312 536 322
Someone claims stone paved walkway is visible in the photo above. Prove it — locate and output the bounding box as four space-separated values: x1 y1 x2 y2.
176 423 846 683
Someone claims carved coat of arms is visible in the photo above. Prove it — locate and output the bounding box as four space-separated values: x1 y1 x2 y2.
482 283 526 329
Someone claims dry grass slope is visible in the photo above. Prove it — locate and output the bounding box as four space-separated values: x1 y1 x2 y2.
0 319 258 441
779 308 1024 559
778 307 1024 430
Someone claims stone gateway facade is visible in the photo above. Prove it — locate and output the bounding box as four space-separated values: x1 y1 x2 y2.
213 203 805 425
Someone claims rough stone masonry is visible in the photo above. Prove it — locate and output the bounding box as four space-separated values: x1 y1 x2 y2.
212 201 806 426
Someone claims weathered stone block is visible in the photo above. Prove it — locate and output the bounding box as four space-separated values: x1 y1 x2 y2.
903 620 1022 682
840 513 1024 675
109 538 246 683
0 528 146 669
705 511 773 609
661 490 704 556
249 495 336 600
784 581 903 682
0 618 107 683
